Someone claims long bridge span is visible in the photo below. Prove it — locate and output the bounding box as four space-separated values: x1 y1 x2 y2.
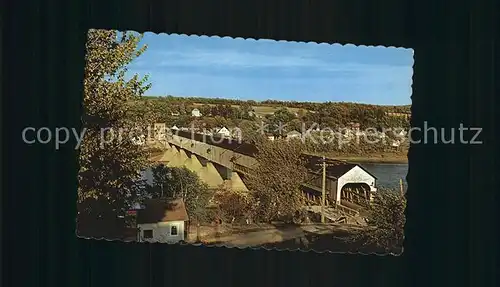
150 129 377 218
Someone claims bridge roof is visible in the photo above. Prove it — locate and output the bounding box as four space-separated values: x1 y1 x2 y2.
174 130 259 157
305 157 377 180
173 130 376 179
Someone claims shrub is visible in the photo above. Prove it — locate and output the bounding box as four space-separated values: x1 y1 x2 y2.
343 189 406 253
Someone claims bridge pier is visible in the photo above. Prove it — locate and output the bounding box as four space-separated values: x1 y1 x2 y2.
161 145 178 163
167 146 184 167
223 171 248 192
165 138 251 192
185 154 203 173
202 162 224 189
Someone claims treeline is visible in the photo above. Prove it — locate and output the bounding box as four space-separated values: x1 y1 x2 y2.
139 95 411 114
128 98 411 134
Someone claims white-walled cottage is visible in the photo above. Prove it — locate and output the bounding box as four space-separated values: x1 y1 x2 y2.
137 198 190 243
191 108 202 117
286 130 302 140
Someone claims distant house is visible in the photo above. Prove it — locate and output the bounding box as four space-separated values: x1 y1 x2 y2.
286 130 302 140
171 112 180 117
191 108 202 117
171 125 179 131
216 127 231 138
386 112 411 119
131 134 145 146
395 129 407 137
136 198 190 243
348 122 361 131
266 133 275 141
231 128 243 140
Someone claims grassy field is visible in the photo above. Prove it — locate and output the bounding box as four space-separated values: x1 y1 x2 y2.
191 102 306 116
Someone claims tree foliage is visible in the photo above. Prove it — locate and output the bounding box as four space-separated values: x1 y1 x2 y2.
148 165 214 223
213 188 256 223
343 189 406 253
245 139 308 223
77 29 153 238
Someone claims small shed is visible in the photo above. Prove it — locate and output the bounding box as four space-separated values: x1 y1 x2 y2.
136 198 190 243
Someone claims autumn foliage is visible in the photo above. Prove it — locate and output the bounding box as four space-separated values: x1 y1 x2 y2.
245 139 308 223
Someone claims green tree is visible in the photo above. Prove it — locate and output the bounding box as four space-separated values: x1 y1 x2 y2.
149 165 214 223
245 139 308 223
213 187 256 223
77 29 153 238
343 189 406 253
201 117 218 130
238 102 254 120
173 115 192 127
200 104 212 116
267 108 296 136
237 119 264 143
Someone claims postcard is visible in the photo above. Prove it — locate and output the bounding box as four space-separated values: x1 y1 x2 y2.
77 29 413 255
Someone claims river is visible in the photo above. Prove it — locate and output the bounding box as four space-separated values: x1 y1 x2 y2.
356 163 408 191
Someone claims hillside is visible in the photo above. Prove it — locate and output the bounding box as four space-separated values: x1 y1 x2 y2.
133 95 410 163
139 95 411 115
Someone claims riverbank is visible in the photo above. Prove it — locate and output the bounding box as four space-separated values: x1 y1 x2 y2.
333 155 408 164
310 152 408 164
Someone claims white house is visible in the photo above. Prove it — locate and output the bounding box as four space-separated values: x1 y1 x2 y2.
286 130 302 140
191 108 202 117
171 125 179 131
231 127 243 140
216 127 231 137
137 198 190 243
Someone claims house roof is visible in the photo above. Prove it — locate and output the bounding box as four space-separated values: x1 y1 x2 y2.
217 127 230 133
305 157 377 180
136 198 189 224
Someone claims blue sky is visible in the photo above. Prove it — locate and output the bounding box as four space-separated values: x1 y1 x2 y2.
126 33 414 105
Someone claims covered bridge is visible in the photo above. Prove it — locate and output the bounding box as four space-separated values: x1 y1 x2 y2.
303 158 377 207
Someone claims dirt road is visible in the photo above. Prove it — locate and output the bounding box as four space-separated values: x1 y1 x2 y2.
194 224 364 247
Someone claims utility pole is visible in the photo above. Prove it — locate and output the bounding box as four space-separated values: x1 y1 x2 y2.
321 156 326 223
313 156 339 224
